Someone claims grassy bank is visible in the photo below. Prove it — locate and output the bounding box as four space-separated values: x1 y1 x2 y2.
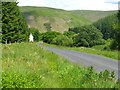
2 43 118 88
45 44 118 60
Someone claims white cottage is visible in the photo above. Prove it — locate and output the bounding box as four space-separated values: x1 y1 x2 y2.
29 33 34 42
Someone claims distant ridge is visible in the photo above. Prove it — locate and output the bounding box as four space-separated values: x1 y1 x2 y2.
71 10 117 22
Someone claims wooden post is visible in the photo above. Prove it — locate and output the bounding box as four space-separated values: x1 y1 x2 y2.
5 40 7 45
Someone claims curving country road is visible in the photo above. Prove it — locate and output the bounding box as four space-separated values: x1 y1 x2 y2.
43 46 119 79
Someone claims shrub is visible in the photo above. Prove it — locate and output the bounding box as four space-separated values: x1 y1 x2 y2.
52 35 73 46
42 31 61 44
63 31 76 38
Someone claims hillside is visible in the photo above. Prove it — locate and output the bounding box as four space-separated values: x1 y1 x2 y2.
20 6 117 33
72 10 117 22
20 6 91 33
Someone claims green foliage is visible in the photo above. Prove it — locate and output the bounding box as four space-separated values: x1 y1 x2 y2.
93 13 119 50
42 31 61 44
29 28 41 41
63 31 76 38
110 39 118 50
69 25 105 47
118 9 120 51
2 2 29 44
110 11 120 51
52 35 73 46
42 24 105 47
93 14 118 40
2 43 119 88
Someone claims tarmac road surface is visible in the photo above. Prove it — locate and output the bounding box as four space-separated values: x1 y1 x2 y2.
43 46 119 79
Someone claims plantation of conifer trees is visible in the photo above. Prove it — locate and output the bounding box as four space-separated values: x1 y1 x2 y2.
2 2 29 44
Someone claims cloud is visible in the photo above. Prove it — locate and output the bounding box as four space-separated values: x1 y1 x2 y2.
17 0 118 11
104 0 119 4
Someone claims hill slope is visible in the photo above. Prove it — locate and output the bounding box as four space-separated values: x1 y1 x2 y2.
20 6 117 33
72 10 117 22
20 6 91 33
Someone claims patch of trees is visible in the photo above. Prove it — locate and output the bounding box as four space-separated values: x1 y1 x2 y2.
93 13 119 50
69 25 105 47
2 2 29 44
41 25 105 47
118 9 120 51
110 12 120 50
93 14 118 40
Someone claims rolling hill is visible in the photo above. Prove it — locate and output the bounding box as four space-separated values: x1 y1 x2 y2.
20 6 91 33
72 10 117 22
20 6 117 33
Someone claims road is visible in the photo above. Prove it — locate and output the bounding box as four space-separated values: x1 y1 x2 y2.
43 46 119 79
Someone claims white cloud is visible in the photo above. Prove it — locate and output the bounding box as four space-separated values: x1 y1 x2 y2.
17 0 119 11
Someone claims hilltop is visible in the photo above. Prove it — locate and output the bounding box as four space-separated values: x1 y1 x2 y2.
72 10 117 22
20 6 117 33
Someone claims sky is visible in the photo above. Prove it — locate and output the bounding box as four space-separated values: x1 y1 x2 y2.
17 0 119 11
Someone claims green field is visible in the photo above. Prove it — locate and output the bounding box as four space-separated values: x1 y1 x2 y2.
2 43 118 88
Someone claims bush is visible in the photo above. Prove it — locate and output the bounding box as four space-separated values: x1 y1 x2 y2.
52 35 73 46
63 31 76 38
110 40 118 50
42 31 61 44
103 46 111 51
89 39 105 47
76 39 89 47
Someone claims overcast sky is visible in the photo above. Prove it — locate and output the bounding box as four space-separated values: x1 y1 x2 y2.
17 0 119 11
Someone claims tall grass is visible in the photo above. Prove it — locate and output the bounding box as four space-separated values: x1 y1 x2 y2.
2 43 119 88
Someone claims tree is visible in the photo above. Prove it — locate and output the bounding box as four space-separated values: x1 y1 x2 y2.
70 25 105 47
2 2 29 44
118 8 120 51
110 12 120 50
93 14 118 40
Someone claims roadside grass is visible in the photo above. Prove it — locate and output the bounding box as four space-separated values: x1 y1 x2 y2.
45 43 118 60
2 42 119 88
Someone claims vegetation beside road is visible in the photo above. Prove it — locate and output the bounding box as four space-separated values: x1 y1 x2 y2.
1 2 119 88
2 43 119 88
45 43 118 60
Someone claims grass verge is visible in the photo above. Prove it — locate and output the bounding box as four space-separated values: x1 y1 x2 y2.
2 42 119 88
